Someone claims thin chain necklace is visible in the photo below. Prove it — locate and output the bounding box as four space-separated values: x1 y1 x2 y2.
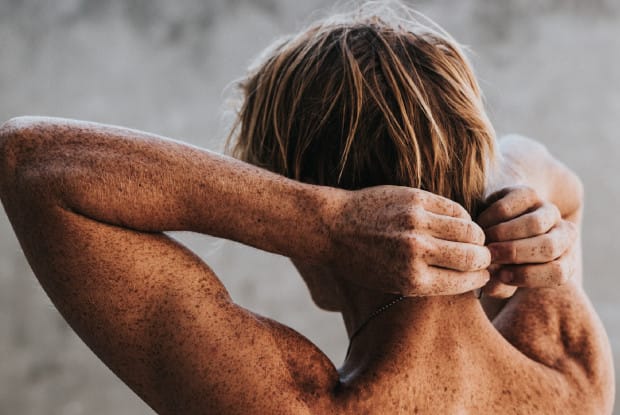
345 295 406 358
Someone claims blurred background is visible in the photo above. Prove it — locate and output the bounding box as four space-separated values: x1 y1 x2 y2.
0 0 618 413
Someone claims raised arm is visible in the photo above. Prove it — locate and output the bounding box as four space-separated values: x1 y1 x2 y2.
0 116 341 414
0 116 334 258
0 116 490 413
477 135 614 413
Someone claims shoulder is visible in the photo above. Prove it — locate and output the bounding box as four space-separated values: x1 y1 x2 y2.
493 282 614 413
258 314 341 405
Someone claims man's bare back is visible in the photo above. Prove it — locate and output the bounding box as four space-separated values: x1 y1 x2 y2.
0 117 613 413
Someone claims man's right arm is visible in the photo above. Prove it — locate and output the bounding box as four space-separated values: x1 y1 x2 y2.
479 136 614 413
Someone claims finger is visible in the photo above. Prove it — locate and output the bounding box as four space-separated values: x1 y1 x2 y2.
495 253 576 287
423 212 486 245
488 221 576 265
485 202 561 242
477 186 541 228
478 187 512 213
415 190 470 220
427 239 491 271
405 267 490 296
482 279 518 299
482 265 518 298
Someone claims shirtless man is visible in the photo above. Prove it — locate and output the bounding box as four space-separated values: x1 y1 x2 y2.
0 4 614 414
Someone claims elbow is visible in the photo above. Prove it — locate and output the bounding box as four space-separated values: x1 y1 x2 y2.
1 115 41 144
0 116 51 191
0 118 20 202
1 115 56 162
0 117 21 150
1 115 45 137
0 117 24 180
0 118 26 200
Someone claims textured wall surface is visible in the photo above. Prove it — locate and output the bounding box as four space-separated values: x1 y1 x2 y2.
0 0 618 413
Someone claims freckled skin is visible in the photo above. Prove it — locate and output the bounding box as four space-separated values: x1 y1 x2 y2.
0 118 614 414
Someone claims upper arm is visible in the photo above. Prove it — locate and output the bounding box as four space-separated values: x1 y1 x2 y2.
0 174 336 414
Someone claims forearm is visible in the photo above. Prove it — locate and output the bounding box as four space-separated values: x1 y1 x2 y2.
0 116 336 262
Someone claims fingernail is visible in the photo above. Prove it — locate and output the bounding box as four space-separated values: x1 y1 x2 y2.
499 269 513 284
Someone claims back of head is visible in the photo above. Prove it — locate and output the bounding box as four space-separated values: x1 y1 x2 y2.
229 1 496 214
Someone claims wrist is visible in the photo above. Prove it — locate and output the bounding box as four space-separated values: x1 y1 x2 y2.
302 183 349 264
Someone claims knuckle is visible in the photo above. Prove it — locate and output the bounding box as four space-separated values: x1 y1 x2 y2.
408 267 431 293
527 215 546 235
549 260 568 285
408 234 429 253
485 225 500 242
464 250 474 269
511 267 529 286
503 243 518 263
539 235 557 259
463 248 481 270
480 269 491 285
472 255 489 272
548 202 561 221
469 247 490 270
492 244 505 262
410 189 424 205
472 223 486 245
482 247 492 268
524 186 540 202
488 223 507 242
454 203 470 220
513 185 538 204
408 207 424 227
550 237 566 259
464 222 477 243
406 263 421 282
400 208 421 228
416 269 432 288
495 200 512 219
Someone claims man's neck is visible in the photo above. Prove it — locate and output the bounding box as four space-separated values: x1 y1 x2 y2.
338 291 493 381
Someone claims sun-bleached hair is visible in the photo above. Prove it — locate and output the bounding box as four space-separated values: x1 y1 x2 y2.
227 1 496 214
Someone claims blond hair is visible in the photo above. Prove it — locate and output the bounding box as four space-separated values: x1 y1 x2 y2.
228 2 496 214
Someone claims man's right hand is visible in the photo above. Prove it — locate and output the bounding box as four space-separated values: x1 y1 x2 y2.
326 186 491 296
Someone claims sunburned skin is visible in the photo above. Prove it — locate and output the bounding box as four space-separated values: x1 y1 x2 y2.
0 117 614 414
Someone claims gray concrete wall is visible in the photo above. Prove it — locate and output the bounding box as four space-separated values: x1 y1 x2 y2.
0 0 618 413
